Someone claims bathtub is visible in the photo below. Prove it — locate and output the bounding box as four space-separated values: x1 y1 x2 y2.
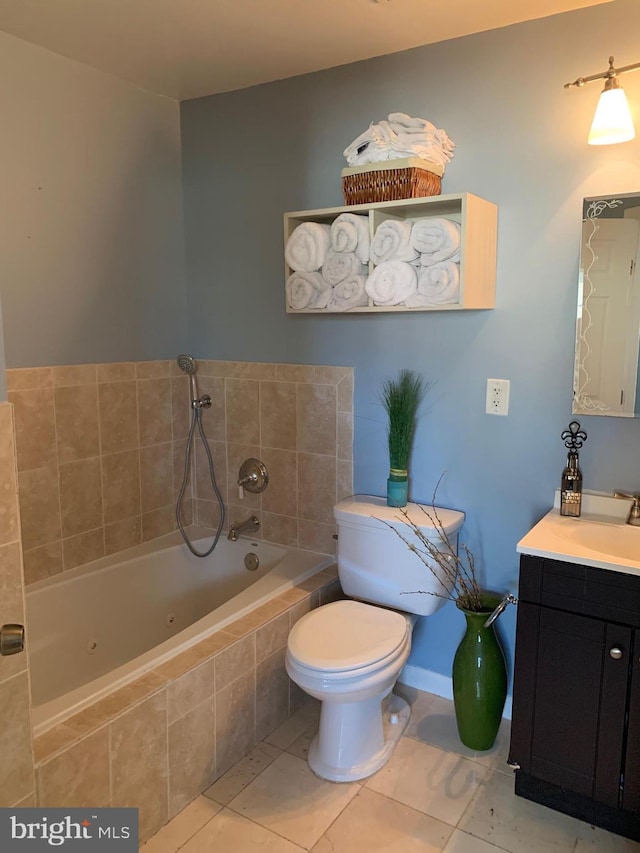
27 529 333 735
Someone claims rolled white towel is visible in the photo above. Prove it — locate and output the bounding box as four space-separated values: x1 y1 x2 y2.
411 218 461 263
405 261 460 307
370 220 418 265
286 271 331 310
331 213 370 263
322 250 365 286
285 222 331 272
327 275 369 312
365 261 418 306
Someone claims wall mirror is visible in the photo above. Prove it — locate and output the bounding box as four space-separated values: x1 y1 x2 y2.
573 191 640 417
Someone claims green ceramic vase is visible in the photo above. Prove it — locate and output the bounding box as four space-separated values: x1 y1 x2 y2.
452 594 507 751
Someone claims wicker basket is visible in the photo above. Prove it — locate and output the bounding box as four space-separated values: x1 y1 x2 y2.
341 157 443 205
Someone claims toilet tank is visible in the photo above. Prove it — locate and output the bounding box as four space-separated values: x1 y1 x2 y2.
334 495 465 616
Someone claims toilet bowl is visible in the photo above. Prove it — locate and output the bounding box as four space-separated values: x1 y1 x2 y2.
285 495 465 783
286 599 413 782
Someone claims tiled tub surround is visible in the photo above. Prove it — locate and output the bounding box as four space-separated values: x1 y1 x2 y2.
0 402 36 808
8 360 353 585
33 565 342 844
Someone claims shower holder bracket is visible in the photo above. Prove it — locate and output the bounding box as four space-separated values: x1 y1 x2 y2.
237 458 269 496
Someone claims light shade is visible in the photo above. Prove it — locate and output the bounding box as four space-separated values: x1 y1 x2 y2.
588 85 636 145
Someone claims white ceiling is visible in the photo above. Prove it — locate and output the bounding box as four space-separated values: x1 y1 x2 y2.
0 0 614 101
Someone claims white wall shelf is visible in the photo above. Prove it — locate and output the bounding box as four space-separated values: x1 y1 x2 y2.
284 192 498 313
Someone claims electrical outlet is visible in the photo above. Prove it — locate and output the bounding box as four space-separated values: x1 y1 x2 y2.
486 378 510 416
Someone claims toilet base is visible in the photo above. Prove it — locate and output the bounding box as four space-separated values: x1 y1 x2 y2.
308 693 410 783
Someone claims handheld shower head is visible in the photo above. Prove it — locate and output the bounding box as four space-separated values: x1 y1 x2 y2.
176 354 199 404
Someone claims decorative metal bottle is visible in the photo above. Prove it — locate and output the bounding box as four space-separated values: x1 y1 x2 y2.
560 421 587 517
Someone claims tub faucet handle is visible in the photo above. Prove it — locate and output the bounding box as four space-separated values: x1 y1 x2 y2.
236 459 269 500
0 624 24 656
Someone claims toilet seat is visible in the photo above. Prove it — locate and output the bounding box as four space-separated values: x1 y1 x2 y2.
287 599 409 674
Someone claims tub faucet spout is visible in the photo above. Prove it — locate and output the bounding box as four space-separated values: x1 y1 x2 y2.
228 515 260 541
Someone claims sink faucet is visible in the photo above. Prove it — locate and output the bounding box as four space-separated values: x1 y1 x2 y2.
228 515 260 541
613 491 640 526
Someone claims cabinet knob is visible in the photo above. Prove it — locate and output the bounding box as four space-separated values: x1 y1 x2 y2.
609 647 623 660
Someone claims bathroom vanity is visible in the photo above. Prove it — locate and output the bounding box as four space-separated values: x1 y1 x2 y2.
511 494 640 841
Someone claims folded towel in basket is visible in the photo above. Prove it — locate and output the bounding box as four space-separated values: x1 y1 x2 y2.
370 220 418 265
411 218 461 264
327 275 369 312
286 272 331 310
365 261 418 306
322 250 366 286
404 261 460 307
331 213 370 263
285 222 331 272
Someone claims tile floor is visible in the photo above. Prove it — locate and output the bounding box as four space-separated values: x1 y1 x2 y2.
142 688 640 852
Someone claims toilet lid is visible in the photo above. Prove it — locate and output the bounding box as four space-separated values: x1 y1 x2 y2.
287 600 408 672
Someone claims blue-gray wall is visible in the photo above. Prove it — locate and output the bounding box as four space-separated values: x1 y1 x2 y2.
180 0 640 685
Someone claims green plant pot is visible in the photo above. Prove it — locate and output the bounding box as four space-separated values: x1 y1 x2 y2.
452 595 507 751
387 469 408 508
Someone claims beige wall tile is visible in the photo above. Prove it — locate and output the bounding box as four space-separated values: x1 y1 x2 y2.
171 377 191 440
298 520 337 556
197 377 226 442
138 379 172 447
142 506 175 542
230 363 276 380
98 381 139 454
337 460 353 502
12 791 36 808
256 648 290 743
215 634 255 692
225 379 259 446
0 543 27 681
0 673 33 806
215 671 256 776
337 412 353 461
337 373 354 413
320 578 345 606
289 591 320 628
259 448 297 518
275 365 315 382
105 517 141 556
10 389 57 472
59 458 103 537
18 467 60 550
262 513 297 548
136 361 171 380
157 631 235 682
96 362 136 383
195 439 227 502
313 366 351 383
260 381 297 450
256 613 289 665
38 728 110 808
0 406 19 548
298 453 336 524
23 542 63 585
111 692 169 843
55 385 100 465
140 443 173 512
173 440 190 499
169 697 216 819
177 497 194 527
195 500 223 531
297 384 337 455
52 365 97 386
34 724 81 765
62 529 104 571
102 450 141 524
7 368 52 391
167 658 216 725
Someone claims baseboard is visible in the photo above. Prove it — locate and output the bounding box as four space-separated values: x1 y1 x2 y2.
398 663 513 720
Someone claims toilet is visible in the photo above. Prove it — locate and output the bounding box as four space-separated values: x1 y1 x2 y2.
286 495 464 782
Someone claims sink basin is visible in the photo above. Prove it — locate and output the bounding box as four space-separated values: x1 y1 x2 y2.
563 521 640 562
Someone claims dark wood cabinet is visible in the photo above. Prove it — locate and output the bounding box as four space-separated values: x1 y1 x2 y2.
510 554 640 841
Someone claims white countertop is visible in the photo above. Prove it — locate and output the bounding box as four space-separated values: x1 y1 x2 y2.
517 492 640 577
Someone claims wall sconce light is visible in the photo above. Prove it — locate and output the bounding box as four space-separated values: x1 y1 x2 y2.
565 56 640 145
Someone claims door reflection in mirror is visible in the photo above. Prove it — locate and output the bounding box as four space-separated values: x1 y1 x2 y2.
574 193 640 417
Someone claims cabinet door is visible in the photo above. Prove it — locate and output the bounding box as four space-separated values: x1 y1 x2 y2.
511 602 630 805
623 630 640 812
